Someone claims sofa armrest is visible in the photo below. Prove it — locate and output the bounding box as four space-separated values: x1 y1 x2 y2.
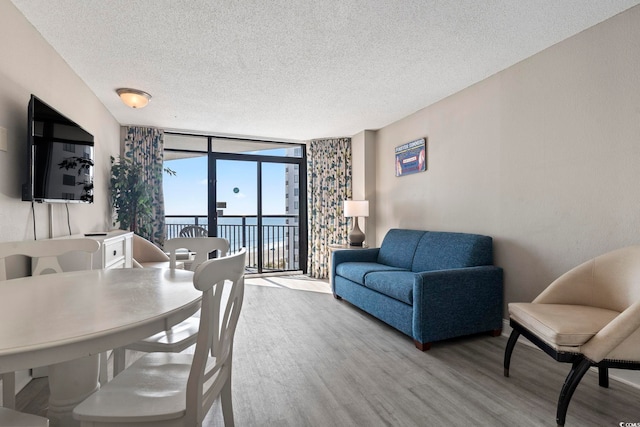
412 266 504 343
331 248 379 281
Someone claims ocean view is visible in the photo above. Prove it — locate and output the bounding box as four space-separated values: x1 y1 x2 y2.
165 215 300 270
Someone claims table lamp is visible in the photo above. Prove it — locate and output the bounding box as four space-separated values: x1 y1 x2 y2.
344 200 369 246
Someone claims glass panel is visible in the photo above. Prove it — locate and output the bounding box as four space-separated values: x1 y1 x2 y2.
216 159 258 270
210 138 304 158
163 152 208 239
262 162 300 272
164 134 208 154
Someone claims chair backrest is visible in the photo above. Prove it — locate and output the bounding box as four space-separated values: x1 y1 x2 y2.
185 248 247 425
377 229 426 269
0 238 100 279
535 245 640 312
164 237 230 271
411 231 493 272
179 225 208 238
132 234 170 263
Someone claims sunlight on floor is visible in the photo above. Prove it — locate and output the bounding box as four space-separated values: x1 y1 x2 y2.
245 274 332 294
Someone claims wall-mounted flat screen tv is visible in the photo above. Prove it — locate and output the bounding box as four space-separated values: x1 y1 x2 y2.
22 95 94 203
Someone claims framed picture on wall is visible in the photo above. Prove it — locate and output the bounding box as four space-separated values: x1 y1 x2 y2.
395 138 426 177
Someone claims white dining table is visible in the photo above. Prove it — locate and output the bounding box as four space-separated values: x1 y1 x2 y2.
0 267 200 427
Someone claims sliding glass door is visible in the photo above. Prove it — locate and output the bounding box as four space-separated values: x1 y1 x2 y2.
164 133 307 274
211 154 306 274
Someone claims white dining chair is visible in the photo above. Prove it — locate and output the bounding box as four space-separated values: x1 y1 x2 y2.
113 237 230 376
0 407 49 426
0 238 101 409
73 248 247 427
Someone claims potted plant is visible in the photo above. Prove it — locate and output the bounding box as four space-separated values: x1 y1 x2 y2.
110 155 153 238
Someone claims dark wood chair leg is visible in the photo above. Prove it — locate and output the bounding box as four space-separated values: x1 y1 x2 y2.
598 366 609 388
414 340 431 351
333 293 342 300
489 328 502 337
556 358 591 426
503 329 520 377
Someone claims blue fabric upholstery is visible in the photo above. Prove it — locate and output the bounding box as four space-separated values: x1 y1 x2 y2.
364 270 415 304
331 228 504 349
411 232 493 272
334 275 413 338
376 229 425 269
336 262 406 286
412 267 504 343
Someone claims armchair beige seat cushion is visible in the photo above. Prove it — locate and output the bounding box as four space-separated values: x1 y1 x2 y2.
504 246 640 426
509 303 619 348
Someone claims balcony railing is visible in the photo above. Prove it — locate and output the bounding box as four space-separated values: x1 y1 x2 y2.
165 214 300 273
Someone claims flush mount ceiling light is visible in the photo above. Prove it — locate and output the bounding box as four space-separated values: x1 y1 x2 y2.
116 88 151 109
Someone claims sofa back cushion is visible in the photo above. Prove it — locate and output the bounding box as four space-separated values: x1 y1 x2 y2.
377 229 426 269
411 232 493 272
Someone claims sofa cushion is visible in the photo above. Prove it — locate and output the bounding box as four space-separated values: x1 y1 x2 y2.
411 232 493 272
377 229 426 269
336 262 406 286
364 271 415 305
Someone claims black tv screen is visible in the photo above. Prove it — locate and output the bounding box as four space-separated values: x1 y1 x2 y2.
22 95 94 203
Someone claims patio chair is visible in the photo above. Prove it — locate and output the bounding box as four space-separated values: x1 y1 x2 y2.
0 238 101 409
113 237 230 375
73 248 247 426
179 225 208 238
504 246 640 426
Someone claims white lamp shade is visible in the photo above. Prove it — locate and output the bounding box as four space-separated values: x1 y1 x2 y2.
344 200 369 217
116 88 151 108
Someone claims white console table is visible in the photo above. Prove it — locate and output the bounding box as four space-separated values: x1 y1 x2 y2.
55 230 133 270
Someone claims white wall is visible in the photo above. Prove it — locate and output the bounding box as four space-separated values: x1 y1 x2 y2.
351 130 376 245
368 5 640 386
0 1 120 242
373 5 640 306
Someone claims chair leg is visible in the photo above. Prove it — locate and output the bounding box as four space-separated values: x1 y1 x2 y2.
1 372 16 409
414 340 431 351
221 377 235 427
503 329 520 377
113 348 126 376
598 366 609 388
99 352 109 385
556 358 591 426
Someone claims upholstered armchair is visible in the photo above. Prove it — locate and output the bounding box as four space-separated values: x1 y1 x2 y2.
131 234 171 268
504 246 640 426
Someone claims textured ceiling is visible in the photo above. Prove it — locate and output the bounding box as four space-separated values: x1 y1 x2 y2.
10 0 640 141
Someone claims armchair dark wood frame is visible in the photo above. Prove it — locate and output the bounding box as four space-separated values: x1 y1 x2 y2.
504 319 640 427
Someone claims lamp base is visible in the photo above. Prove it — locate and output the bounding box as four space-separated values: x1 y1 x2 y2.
348 218 365 246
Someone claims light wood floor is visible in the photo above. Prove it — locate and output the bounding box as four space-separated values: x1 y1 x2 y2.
16 275 640 426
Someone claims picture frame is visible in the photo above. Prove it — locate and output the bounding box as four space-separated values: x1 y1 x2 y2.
395 138 426 177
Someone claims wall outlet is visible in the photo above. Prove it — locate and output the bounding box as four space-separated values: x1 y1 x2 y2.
0 127 7 152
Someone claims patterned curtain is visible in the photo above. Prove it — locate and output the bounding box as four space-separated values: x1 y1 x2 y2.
307 137 352 278
123 126 166 246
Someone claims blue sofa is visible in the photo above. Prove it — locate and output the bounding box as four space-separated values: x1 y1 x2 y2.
331 229 503 350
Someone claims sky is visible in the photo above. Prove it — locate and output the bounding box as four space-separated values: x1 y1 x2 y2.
163 156 287 217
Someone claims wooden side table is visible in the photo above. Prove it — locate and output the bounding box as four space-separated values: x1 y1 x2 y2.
328 243 369 286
